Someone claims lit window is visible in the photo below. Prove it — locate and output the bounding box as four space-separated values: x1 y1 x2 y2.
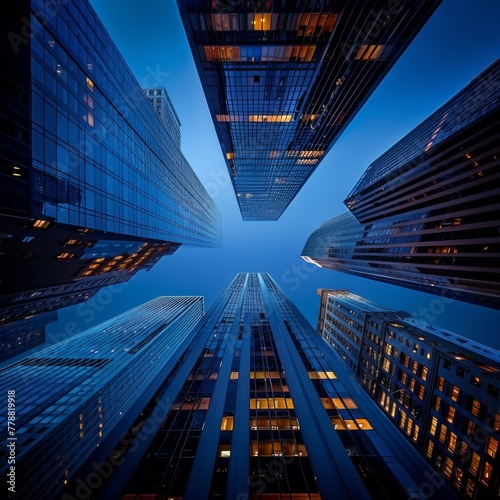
33 220 50 229
469 452 480 476
86 77 94 92
471 399 481 417
355 419 372 430
218 446 231 458
443 458 453 478
481 462 493 487
454 468 463 490
230 371 238 379
220 416 234 431
447 406 456 424
248 114 292 123
248 13 271 31
354 44 387 60
430 416 438 436
342 398 358 409
57 252 75 260
226 152 235 160
426 440 434 458
486 436 498 458
437 377 445 392
448 432 457 453
84 112 94 127
439 424 447 444
420 366 428 381
451 386 460 402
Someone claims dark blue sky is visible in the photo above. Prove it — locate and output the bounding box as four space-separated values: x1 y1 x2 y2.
45 0 500 352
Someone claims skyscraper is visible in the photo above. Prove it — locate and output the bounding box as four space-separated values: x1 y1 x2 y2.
176 0 442 220
0 1 220 331
316 289 500 498
0 296 204 498
302 60 500 309
68 273 455 500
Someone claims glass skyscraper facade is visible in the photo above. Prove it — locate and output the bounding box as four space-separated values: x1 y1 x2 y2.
0 296 203 498
302 60 500 309
69 273 455 500
317 289 500 498
0 1 221 341
176 0 441 220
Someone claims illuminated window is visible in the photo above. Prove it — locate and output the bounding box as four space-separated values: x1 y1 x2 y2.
412 424 419 442
486 436 498 458
218 445 231 458
332 398 346 410
471 399 480 417
230 371 238 379
481 462 493 487
418 385 425 400
33 220 50 229
437 377 445 392
248 114 292 123
465 478 474 497
399 411 407 430
248 13 271 31
354 44 387 60
57 252 75 260
430 416 438 436
447 406 456 424
439 424 447 444
326 371 336 379
226 152 235 160
331 417 346 430
469 452 480 476
443 458 453 478
84 112 94 127
454 468 463 490
448 432 457 453
426 440 434 458
342 398 358 409
412 361 418 374
86 77 94 92
421 366 428 381
356 419 372 430
494 413 500 432
451 386 460 402
84 94 94 109
220 416 234 431
434 396 441 411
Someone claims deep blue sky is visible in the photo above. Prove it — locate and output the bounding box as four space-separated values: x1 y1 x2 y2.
45 0 500 352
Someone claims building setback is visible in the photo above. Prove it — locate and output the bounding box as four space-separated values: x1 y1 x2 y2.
302 59 500 309
317 289 500 499
0 1 221 332
176 0 442 221
68 273 456 500
0 296 204 498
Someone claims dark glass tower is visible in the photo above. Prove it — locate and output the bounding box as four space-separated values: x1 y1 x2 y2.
71 273 455 500
176 0 442 220
302 60 500 309
0 0 220 329
316 289 500 499
0 296 204 498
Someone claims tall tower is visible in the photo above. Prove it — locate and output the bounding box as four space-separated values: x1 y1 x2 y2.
0 296 204 498
176 0 442 220
69 273 455 500
302 60 500 309
0 0 221 327
316 289 500 498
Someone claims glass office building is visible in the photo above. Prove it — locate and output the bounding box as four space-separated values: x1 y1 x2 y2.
317 289 500 498
302 60 500 309
176 0 441 220
69 273 455 500
0 0 221 244
0 296 203 498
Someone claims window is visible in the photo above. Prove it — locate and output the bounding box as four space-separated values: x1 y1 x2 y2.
471 399 480 417
465 478 474 497
230 372 239 379
412 361 418 374
426 440 434 458
454 468 463 490
439 424 447 444
434 396 441 411
342 398 358 409
437 377 445 392
418 385 425 400
409 378 416 392
447 406 456 424
430 416 438 436
220 416 234 431
412 424 419 442
443 457 453 478
470 375 481 387
399 411 407 430
448 432 457 453
481 462 493 487
218 445 231 458
451 386 460 402
420 366 428 381
494 413 500 432
486 436 498 458
469 452 480 476
466 419 476 437
57 252 75 260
